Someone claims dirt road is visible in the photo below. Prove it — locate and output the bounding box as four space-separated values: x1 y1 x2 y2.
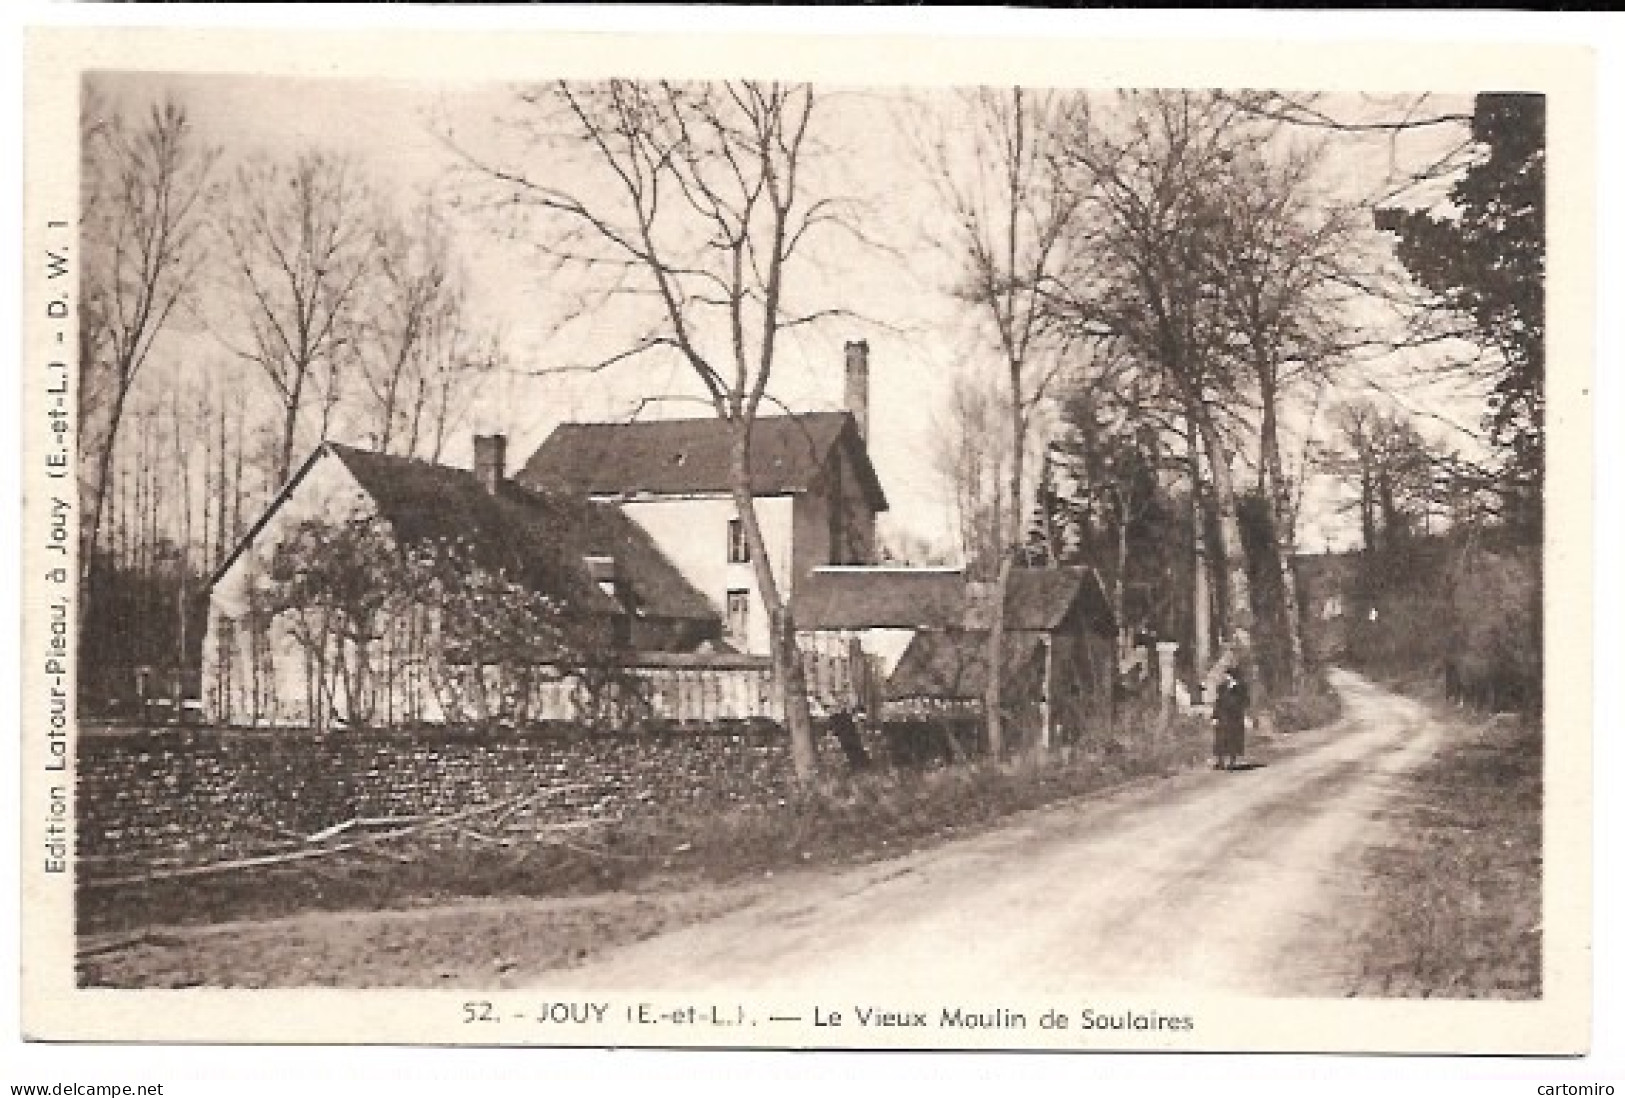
543 670 1441 997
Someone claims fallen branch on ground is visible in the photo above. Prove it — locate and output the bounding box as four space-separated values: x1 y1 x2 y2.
304 815 429 844
81 787 568 889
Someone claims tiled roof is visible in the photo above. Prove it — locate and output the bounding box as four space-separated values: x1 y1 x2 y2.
794 565 1112 634
792 568 968 630
966 567 1113 633
329 444 716 623
884 631 1046 700
517 412 888 512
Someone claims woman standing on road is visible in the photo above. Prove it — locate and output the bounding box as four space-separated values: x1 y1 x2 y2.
1212 666 1249 771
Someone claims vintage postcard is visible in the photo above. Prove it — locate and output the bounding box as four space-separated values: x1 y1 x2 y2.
18 19 1594 1054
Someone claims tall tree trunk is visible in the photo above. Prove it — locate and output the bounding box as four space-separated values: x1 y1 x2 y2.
214 399 229 573
277 389 302 489
1115 505 1128 641
173 385 193 704
1107 492 1131 739
1036 449 1058 566
376 356 403 454
317 356 343 455
200 441 214 577
230 407 245 547
1359 466 1377 555
114 467 127 569
1378 470 1400 552
983 393 1026 761
80 384 134 631
139 415 155 658
404 373 428 460
1186 416 1213 683
984 553 1013 759
429 374 453 464
730 434 817 780
1193 406 1260 691
1260 393 1306 692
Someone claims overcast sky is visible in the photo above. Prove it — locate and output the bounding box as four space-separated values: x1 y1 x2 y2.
92 71 1485 554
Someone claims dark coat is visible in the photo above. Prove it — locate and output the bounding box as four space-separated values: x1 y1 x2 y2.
1212 674 1249 757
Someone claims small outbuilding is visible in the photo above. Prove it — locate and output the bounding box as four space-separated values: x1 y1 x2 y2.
889 567 1115 752
793 565 1114 752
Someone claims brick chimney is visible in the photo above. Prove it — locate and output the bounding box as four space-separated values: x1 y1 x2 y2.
473 434 507 495
844 339 870 442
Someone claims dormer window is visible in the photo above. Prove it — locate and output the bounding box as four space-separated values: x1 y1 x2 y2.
585 554 631 648
584 555 619 601
728 517 750 563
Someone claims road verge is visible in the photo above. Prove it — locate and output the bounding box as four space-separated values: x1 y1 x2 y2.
1345 695 1542 998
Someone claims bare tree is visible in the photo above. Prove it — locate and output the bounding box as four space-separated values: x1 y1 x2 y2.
356 199 459 455
923 87 1079 758
218 150 375 486
930 368 1010 580
1053 91 1271 690
79 94 217 607
1201 138 1367 690
420 327 502 465
1219 92 1477 211
450 80 864 779
1327 399 1437 555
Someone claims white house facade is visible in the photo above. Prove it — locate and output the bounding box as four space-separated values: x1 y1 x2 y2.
517 341 888 657
200 440 720 728
611 493 797 655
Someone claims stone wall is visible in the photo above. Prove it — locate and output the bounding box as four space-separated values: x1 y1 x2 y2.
77 724 885 868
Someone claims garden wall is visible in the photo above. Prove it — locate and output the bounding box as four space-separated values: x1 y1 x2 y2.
77 723 885 869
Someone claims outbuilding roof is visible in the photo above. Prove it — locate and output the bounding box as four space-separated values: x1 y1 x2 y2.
792 568 967 630
965 567 1114 633
517 412 888 513
794 565 1112 635
884 631 1046 701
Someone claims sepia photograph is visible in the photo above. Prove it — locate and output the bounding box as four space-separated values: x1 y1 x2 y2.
17 20 1596 1058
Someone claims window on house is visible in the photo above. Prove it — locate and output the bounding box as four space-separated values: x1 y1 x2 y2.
726 589 750 642
728 517 750 563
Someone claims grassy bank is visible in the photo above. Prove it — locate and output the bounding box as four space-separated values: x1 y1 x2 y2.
1347 696 1542 998
1271 671 1343 733
76 889 760 989
81 710 1225 987
80 709 1212 943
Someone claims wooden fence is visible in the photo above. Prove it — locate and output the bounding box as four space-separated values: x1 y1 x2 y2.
536 642 884 726
207 637 881 730
528 652 780 726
